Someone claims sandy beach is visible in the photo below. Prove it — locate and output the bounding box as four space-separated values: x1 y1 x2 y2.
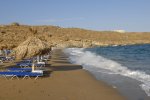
0 49 125 100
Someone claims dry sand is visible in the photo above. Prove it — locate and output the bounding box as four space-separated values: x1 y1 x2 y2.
0 49 125 100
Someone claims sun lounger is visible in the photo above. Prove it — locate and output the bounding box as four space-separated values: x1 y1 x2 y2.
0 71 43 80
16 61 32 68
8 68 32 72
8 68 44 73
0 60 3 63
0 56 6 61
35 64 45 68
16 62 45 68
19 64 31 68
5 57 14 61
0 56 14 61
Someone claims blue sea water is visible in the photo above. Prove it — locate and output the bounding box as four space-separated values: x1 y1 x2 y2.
64 44 150 100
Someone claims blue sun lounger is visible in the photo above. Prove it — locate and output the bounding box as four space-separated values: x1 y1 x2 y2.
16 63 45 68
8 68 32 72
0 71 43 80
8 68 44 72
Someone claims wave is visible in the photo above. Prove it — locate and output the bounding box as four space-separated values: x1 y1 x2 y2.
64 48 150 96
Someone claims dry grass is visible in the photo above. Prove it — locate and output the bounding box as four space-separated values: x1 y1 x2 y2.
0 24 150 49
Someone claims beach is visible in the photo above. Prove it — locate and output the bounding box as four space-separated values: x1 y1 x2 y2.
0 49 125 100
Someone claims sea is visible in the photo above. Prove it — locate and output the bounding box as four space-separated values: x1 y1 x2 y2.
64 44 150 100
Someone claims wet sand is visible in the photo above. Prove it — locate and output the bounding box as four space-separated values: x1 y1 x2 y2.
0 49 125 100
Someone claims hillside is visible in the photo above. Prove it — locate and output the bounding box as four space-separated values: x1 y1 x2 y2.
0 24 150 49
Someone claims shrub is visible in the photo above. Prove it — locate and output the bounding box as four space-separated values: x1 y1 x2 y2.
11 22 20 26
29 27 37 35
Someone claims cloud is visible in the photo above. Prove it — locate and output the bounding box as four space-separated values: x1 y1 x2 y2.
37 17 85 23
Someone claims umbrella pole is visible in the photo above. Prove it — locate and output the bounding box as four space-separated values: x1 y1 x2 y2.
32 59 35 72
37 55 40 62
32 63 35 72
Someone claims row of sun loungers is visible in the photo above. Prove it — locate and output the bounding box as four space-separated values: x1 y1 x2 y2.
0 55 50 80
8 68 32 71
0 71 43 80
0 56 15 62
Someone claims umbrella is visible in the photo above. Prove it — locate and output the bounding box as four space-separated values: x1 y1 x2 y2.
13 37 51 71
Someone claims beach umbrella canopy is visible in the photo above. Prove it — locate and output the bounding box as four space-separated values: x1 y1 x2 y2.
14 37 50 59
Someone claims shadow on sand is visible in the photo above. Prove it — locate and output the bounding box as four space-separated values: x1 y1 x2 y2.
50 64 83 71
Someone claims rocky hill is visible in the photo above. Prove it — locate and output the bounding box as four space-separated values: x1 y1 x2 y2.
0 23 150 49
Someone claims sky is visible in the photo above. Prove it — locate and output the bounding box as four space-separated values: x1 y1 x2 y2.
0 0 150 32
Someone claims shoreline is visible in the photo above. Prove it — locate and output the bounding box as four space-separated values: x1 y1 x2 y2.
0 49 125 100
64 45 150 100
50 49 126 100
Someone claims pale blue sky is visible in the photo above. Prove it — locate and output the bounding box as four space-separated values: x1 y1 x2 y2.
0 0 150 32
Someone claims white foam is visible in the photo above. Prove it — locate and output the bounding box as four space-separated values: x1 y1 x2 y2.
64 48 150 96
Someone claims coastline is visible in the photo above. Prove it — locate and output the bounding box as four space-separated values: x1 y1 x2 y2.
0 49 125 100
